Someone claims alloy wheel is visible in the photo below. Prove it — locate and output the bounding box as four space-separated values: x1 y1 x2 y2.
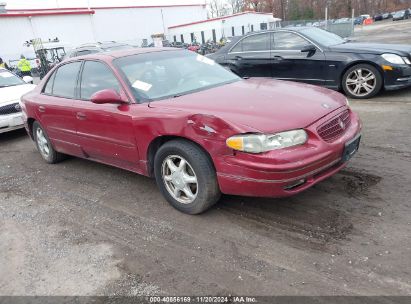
161 155 198 204
36 128 50 158
345 68 377 97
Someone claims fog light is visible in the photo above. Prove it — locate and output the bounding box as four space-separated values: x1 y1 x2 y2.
283 179 306 190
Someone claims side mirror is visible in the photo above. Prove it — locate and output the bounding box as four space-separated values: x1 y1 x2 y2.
22 76 33 84
90 89 127 104
301 45 317 53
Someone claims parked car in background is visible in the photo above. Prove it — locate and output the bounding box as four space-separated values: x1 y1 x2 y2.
354 14 372 25
354 16 365 25
0 68 35 134
64 41 133 58
393 10 409 21
373 13 384 21
208 27 411 99
20 48 361 214
382 12 393 19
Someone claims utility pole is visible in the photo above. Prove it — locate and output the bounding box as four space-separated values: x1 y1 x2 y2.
325 7 328 30
351 8 355 36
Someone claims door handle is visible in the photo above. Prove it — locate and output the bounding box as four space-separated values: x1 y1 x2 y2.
272 56 283 61
76 112 87 120
234 55 243 60
38 106 45 113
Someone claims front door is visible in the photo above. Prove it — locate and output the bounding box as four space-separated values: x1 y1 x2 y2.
271 31 326 86
72 60 140 171
225 32 272 77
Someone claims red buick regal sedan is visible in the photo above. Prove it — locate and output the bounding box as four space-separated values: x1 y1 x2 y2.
20 48 361 214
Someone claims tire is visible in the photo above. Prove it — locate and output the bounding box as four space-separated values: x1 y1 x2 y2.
154 139 221 214
342 64 383 99
32 121 65 164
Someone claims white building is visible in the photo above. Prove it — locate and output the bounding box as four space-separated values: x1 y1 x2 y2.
0 1 207 62
167 11 281 44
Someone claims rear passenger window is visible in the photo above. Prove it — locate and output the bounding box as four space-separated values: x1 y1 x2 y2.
80 61 120 100
52 62 82 98
231 33 270 53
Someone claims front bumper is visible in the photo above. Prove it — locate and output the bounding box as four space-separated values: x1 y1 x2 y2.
0 112 24 134
384 64 411 91
215 108 361 198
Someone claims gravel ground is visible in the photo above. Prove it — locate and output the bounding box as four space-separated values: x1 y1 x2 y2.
0 21 410 296
354 19 411 44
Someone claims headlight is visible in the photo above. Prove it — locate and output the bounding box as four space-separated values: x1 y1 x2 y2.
381 53 407 64
226 130 308 154
404 57 411 65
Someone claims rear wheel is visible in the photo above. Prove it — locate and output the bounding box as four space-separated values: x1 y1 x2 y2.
342 64 382 99
154 140 221 214
32 121 65 164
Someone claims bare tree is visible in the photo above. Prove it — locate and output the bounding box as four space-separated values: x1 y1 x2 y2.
228 0 246 13
208 0 411 20
207 0 231 18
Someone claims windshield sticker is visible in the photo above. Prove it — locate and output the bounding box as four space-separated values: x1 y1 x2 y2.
132 80 152 92
196 54 215 66
0 72 13 78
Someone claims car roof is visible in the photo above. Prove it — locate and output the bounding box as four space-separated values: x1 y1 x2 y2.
76 41 130 49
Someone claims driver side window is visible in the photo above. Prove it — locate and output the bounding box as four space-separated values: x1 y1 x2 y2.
273 32 311 50
80 61 121 100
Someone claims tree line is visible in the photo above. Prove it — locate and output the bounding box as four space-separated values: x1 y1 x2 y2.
207 0 411 20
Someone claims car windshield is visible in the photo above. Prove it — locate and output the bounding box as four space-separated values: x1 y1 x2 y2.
394 11 404 17
115 50 240 102
300 27 345 47
0 70 25 88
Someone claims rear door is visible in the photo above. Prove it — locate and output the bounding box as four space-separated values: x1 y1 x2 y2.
35 61 83 156
225 32 272 77
72 60 140 171
271 31 326 85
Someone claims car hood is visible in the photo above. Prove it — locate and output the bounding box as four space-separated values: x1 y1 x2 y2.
0 84 36 106
330 42 411 56
149 78 347 133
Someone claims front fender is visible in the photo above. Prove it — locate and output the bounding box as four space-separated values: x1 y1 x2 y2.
133 109 252 175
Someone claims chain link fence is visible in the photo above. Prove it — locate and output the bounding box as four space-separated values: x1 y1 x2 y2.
161 18 353 49
280 19 354 38
165 22 281 46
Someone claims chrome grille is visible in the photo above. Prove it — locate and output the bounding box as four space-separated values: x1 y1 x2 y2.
317 110 351 142
0 103 21 116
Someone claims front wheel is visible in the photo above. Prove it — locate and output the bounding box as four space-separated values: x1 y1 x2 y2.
154 140 221 214
342 64 383 99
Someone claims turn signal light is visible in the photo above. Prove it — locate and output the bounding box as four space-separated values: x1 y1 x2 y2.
226 137 244 150
382 65 393 71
